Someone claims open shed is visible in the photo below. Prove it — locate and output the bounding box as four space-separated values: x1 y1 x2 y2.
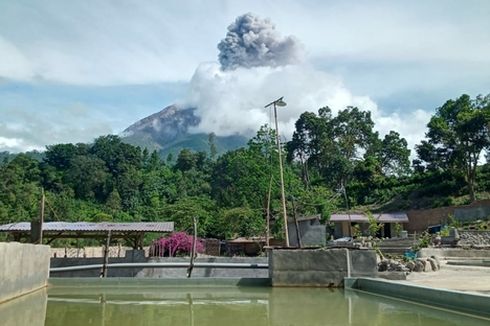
0 221 174 249
330 213 408 238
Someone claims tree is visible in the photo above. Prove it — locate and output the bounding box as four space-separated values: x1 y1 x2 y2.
45 143 80 170
287 111 329 187
211 126 283 208
208 133 218 160
0 154 42 223
105 190 122 214
65 155 110 200
211 147 271 209
90 135 142 175
218 207 265 239
378 131 411 176
159 196 216 236
416 94 490 201
288 107 377 189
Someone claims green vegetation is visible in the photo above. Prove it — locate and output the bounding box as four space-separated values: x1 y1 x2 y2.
1 94 489 240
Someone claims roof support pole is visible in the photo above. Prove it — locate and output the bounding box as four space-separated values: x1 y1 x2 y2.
100 230 112 278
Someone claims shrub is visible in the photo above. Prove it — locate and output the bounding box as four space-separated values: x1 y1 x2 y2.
367 212 383 237
352 224 362 238
150 232 204 257
412 231 431 252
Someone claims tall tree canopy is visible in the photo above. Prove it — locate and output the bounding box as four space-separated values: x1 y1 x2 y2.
416 94 490 201
1 93 489 242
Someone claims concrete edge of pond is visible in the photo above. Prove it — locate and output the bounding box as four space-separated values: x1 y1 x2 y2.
0 242 50 304
344 277 490 319
48 277 271 288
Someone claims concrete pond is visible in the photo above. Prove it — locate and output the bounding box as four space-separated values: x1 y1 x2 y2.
2 280 490 326
1 242 490 325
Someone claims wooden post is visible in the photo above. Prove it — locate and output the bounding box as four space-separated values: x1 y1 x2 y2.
291 197 302 248
342 181 353 237
187 216 198 278
39 188 45 244
265 175 273 247
101 230 112 278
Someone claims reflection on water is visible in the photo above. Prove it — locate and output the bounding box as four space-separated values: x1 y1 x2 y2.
1 284 488 326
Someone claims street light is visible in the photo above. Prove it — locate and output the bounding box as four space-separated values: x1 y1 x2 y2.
264 97 289 247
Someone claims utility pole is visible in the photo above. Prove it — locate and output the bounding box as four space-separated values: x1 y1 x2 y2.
265 97 289 247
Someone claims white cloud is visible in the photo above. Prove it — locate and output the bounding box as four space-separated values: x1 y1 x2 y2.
0 36 34 81
0 1 488 85
181 62 430 156
0 136 43 152
373 109 431 156
0 136 21 149
0 106 113 152
0 1 487 156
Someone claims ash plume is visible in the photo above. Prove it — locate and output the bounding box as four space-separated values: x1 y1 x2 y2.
218 13 302 70
179 13 429 155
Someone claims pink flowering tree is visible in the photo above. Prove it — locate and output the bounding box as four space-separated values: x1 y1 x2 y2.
150 232 204 257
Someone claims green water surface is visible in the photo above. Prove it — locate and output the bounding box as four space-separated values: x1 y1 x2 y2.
1 284 488 326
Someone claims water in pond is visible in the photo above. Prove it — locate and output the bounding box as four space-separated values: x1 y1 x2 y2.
1 284 488 326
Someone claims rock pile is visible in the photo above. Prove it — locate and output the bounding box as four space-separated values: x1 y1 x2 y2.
458 231 490 248
378 256 441 273
378 259 410 272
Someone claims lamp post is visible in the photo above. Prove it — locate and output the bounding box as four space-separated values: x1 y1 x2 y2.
264 97 289 247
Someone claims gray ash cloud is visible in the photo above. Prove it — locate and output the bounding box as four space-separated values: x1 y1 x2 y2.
218 13 302 70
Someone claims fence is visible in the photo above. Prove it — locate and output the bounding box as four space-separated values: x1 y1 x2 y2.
406 199 490 233
50 245 148 258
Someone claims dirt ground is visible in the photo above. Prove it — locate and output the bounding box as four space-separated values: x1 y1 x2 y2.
404 263 490 294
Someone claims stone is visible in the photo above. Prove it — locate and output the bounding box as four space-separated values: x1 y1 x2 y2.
416 258 426 267
378 260 388 272
427 257 438 271
431 255 441 269
423 259 432 272
406 261 416 272
414 260 424 272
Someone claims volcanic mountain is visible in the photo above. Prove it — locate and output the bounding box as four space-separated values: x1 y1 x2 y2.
121 105 247 158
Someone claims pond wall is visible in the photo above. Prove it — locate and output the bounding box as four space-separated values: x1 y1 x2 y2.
345 277 490 318
269 249 377 287
50 253 268 278
0 242 50 303
0 288 47 326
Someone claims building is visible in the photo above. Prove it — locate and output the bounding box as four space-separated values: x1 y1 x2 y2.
287 214 326 247
330 213 408 238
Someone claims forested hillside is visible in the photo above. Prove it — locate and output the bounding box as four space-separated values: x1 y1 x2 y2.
1 94 489 239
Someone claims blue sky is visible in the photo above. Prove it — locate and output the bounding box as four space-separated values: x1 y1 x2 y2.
1 0 489 152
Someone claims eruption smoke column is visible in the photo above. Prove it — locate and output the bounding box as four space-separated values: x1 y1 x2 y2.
218 13 302 70
182 13 428 156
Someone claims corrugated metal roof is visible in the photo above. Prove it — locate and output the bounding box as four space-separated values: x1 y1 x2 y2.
0 221 174 233
330 213 408 223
